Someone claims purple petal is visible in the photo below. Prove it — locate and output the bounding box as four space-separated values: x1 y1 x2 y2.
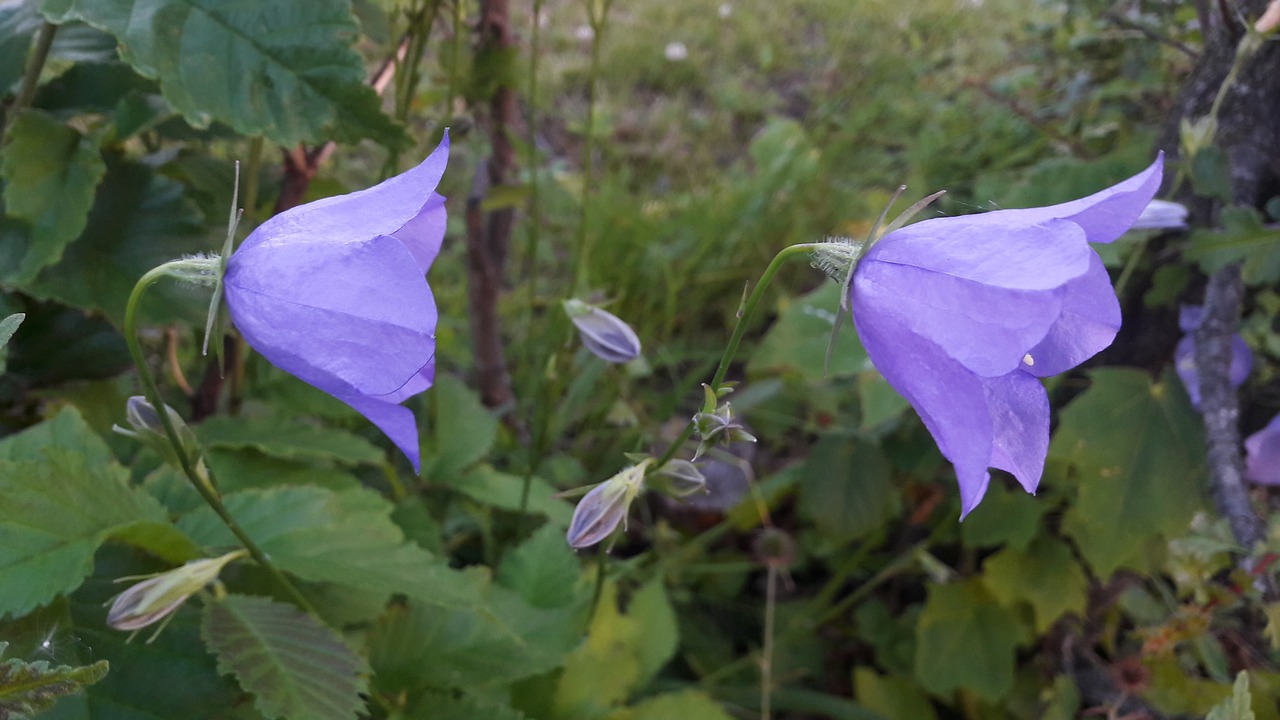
864 215 1092 291
226 234 436 397
393 192 447 273
854 258 1066 377
236 132 451 255
980 153 1165 244
1245 415 1280 486
984 371 1048 496
1174 325 1252 409
1179 305 1203 333
851 303 998 516
1022 253 1121 377
335 391 422 472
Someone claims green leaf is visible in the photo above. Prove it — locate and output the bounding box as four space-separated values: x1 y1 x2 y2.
1054 369 1206 577
554 579 678 716
959 481 1047 550
913 579 1027 702
454 465 574 524
604 690 735 720
0 312 23 374
0 447 173 619
404 692 529 720
425 373 499 481
748 282 869 380
177 486 485 609
1187 207 1280 285
202 594 368 720
1191 146 1234 203
368 587 580 696
196 414 385 466
852 668 939 720
18 156 207 327
1206 672 1255 720
981 533 1088 633
797 432 897 546
38 0 404 147
496 523 585 609
1 109 106 282
0 643 108 719
0 405 112 466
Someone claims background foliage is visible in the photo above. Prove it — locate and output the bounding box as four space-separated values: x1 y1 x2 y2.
1 0 1279 718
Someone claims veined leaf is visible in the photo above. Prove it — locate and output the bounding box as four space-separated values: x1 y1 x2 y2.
196 414 385 466
39 0 404 146
913 579 1028 702
202 594 368 720
0 642 108 719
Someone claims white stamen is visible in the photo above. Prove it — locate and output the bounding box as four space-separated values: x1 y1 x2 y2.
1022 353 1035 366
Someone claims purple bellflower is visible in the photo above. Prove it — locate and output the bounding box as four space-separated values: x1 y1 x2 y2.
1174 305 1252 409
849 155 1164 517
1245 414 1280 486
224 133 449 472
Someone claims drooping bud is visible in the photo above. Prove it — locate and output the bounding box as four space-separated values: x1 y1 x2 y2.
566 459 652 548
107 550 246 640
114 396 204 473
563 299 642 364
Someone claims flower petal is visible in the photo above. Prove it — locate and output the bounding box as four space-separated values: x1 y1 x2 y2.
1021 252 1121 377
854 258 1065 377
393 192 447 273
1245 415 1280 486
334 391 422 472
851 304 994 515
237 132 451 255
864 216 1092 291
226 233 436 396
984 371 1048 496
979 154 1164 245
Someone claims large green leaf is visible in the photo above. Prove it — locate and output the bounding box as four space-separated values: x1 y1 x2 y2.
496 523 585 609
0 405 112 466
0 443 174 619
424 373 499 482
404 693 529 720
913 579 1027 702
455 465 574 524
852 668 938 720
981 533 1088 633
797 432 897 546
1187 207 1280 286
0 109 106 282
19 156 208 327
202 594 368 720
604 690 735 720
1054 369 1206 577
196 413 385 466
0 642 108 719
748 282 870 380
177 486 485 609
38 0 404 147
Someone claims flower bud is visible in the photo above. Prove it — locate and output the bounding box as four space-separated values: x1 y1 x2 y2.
113 396 202 472
107 550 246 639
692 401 756 460
566 459 652 548
1130 199 1188 231
563 299 642 364
654 459 707 497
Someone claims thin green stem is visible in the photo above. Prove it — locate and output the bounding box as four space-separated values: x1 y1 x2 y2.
5 21 57 130
568 0 611 295
654 243 823 467
760 564 778 720
125 266 318 615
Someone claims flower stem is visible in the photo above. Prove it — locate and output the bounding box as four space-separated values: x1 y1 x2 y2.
654 243 822 467
568 0 612 295
125 265 318 615
5 21 57 130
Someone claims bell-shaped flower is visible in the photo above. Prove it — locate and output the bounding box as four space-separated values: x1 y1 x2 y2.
849 156 1164 517
1173 305 1252 409
1245 415 1280 485
564 299 642 363
224 133 449 471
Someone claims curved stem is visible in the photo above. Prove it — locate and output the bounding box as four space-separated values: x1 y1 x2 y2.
654 243 823 467
125 266 318 615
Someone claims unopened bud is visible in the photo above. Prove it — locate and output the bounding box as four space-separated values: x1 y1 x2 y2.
1131 199 1188 231
564 299 642 364
114 396 202 471
566 459 652 548
107 550 246 639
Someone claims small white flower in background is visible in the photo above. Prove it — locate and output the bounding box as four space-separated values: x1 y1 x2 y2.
719 3 732 18
1131 199 1188 230
574 25 594 41
664 41 689 62
107 550 246 641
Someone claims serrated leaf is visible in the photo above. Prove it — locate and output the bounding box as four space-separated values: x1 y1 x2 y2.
1054 369 1207 577
19 156 207 327
425 374 498 481
1206 672 1255 720
797 432 896 545
196 414 385 466
0 649 108 719
38 0 404 147
913 579 1027 701
0 444 173 619
1 109 106 282
202 594 368 720
748 282 869 380
1187 207 1280 285
959 481 1047 550
454 465 574 524
177 486 485 609
0 405 112 466
981 534 1088 633
496 523 584 609
368 586 579 696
